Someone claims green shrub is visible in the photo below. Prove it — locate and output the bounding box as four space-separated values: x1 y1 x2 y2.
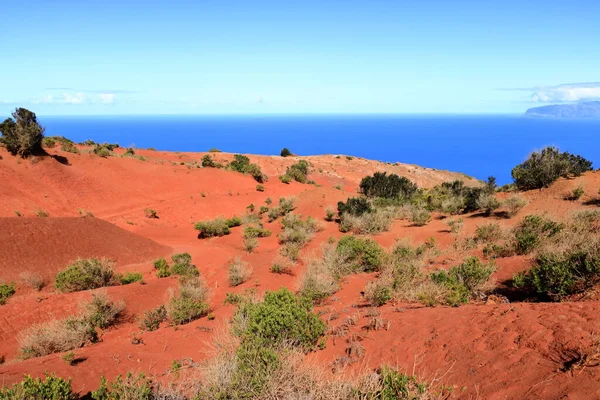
36 209 49 217
0 282 16 306
195 218 234 238
60 141 79 154
92 144 112 158
279 174 292 184
227 154 266 183
475 223 503 243
337 236 385 272
267 197 296 222
513 251 600 301
359 172 417 200
566 185 585 201
0 373 75 399
239 288 326 351
120 272 143 285
410 206 431 226
169 253 199 277
325 207 335 222
244 225 272 238
431 257 495 306
42 137 56 148
513 214 563 255
139 305 167 331
202 154 222 168
256 184 265 192
91 373 153 400
153 258 171 277
511 147 593 190
243 237 259 253
54 258 119 293
280 148 292 157
337 197 372 217
285 160 310 183
364 280 392 306
167 279 210 325
0 108 45 158
476 194 501 216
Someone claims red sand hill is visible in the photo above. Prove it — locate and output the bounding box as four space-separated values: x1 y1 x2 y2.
2 145 600 399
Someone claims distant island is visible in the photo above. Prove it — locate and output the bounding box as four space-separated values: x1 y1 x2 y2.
525 101 600 118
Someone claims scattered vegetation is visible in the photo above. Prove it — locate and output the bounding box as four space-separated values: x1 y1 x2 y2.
430 257 496 306
19 292 124 358
281 160 310 183
267 196 296 222
566 185 585 201
504 194 528 218
119 272 143 285
202 154 222 168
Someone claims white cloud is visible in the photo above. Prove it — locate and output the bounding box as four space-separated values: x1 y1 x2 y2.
99 93 116 104
529 82 600 103
62 92 86 104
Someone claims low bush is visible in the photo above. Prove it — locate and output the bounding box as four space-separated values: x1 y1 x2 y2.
195 217 241 238
227 154 266 183
42 137 56 148
256 184 264 192
139 305 167 331
324 207 335 221
279 174 292 184
228 257 253 286
337 236 385 273
280 148 292 157
513 214 564 255
364 280 392 306
566 185 585 201
243 237 259 253
284 160 310 183
476 193 501 216
475 223 503 243
144 208 158 218
359 172 418 200
92 373 153 400
0 373 75 399
54 258 120 293
297 259 340 303
243 225 271 239
60 141 79 154
267 196 296 222
0 282 16 305
153 253 199 277
119 272 143 285
337 197 372 217
511 147 593 190
409 206 431 226
92 144 113 158
19 292 124 358
19 271 45 291
431 257 495 306
514 250 600 301
167 278 210 325
339 208 395 234
504 194 528 218
202 154 222 168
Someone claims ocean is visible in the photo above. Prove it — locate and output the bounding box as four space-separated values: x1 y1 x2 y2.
39 114 600 185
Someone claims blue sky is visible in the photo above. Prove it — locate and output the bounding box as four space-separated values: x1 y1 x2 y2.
1 0 599 115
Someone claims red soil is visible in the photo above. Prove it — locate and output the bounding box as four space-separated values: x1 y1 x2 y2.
1 145 600 398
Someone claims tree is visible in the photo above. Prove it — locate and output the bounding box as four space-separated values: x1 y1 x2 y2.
280 148 292 157
511 147 593 190
359 172 417 199
0 108 45 157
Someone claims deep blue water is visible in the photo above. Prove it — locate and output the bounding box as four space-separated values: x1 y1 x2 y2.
39 114 600 185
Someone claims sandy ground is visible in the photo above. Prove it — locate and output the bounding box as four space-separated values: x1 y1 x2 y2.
1 145 600 398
